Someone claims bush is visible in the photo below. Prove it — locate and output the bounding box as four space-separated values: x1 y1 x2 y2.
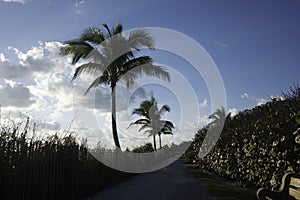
132 143 154 153
187 85 300 190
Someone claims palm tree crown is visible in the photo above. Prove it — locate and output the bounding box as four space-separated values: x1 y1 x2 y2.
209 106 225 118
60 23 171 149
129 96 174 150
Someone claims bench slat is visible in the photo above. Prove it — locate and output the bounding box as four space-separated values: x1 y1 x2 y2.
257 173 300 200
291 177 300 188
289 187 300 199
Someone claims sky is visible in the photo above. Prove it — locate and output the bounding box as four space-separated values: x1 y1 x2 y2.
0 0 299 149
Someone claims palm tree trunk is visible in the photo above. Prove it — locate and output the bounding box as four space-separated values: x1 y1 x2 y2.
153 135 157 151
111 84 121 149
158 133 162 149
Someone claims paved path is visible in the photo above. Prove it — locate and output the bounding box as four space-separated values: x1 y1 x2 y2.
85 160 212 200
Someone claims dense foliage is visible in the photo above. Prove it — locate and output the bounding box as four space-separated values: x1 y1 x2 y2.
0 122 133 200
185 86 300 190
131 143 154 153
184 127 208 163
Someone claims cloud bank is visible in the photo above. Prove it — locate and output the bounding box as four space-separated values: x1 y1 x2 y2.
1 0 28 4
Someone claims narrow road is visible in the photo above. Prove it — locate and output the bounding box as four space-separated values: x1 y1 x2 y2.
85 160 212 200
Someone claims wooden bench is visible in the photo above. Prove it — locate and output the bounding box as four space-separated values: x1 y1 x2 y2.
256 172 300 200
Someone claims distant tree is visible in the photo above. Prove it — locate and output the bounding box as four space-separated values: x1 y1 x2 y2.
207 106 233 139
132 143 154 153
209 106 226 124
129 96 174 151
60 23 170 149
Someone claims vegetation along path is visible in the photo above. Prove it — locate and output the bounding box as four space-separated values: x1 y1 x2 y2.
85 160 212 200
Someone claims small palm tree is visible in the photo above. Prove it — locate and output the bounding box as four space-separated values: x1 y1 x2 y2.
157 120 174 149
208 106 232 137
129 96 174 151
209 106 226 127
60 23 170 149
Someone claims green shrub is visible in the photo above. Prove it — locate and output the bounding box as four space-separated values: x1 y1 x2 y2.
132 143 154 153
187 85 300 190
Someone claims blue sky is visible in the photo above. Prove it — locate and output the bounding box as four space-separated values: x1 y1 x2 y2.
0 0 299 148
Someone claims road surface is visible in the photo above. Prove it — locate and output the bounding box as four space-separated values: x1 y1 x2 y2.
85 160 212 200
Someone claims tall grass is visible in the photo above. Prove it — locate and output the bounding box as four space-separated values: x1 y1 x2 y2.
0 119 133 200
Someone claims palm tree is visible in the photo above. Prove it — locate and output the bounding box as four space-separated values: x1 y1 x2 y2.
128 96 174 151
60 23 170 149
208 106 226 126
157 120 174 149
208 106 232 137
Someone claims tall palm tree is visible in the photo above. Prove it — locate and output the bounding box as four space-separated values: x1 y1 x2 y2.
128 96 174 151
60 23 170 149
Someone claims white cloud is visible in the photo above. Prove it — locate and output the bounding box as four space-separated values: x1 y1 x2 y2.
197 114 212 126
74 0 86 14
0 80 36 108
241 93 249 99
199 98 208 108
0 53 9 63
270 95 285 101
241 92 267 106
129 87 153 103
1 43 67 80
257 98 267 106
228 108 238 117
0 42 75 133
0 109 30 122
1 0 28 4
36 121 61 131
215 41 229 48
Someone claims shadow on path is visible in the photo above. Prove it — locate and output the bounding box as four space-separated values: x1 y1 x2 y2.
85 160 212 200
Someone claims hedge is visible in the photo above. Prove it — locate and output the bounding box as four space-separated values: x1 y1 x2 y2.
186 86 300 190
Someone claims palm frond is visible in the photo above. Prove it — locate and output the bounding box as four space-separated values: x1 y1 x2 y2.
140 100 155 119
128 119 150 128
113 23 123 35
127 29 155 50
163 120 175 129
102 23 112 37
72 62 107 81
132 108 147 117
161 131 173 135
85 48 107 64
125 63 171 82
150 96 157 105
209 106 226 120
120 56 153 73
149 104 159 120
84 75 109 95
138 124 150 132
80 27 105 45
119 71 137 89
159 120 174 136
60 40 94 65
159 104 170 115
